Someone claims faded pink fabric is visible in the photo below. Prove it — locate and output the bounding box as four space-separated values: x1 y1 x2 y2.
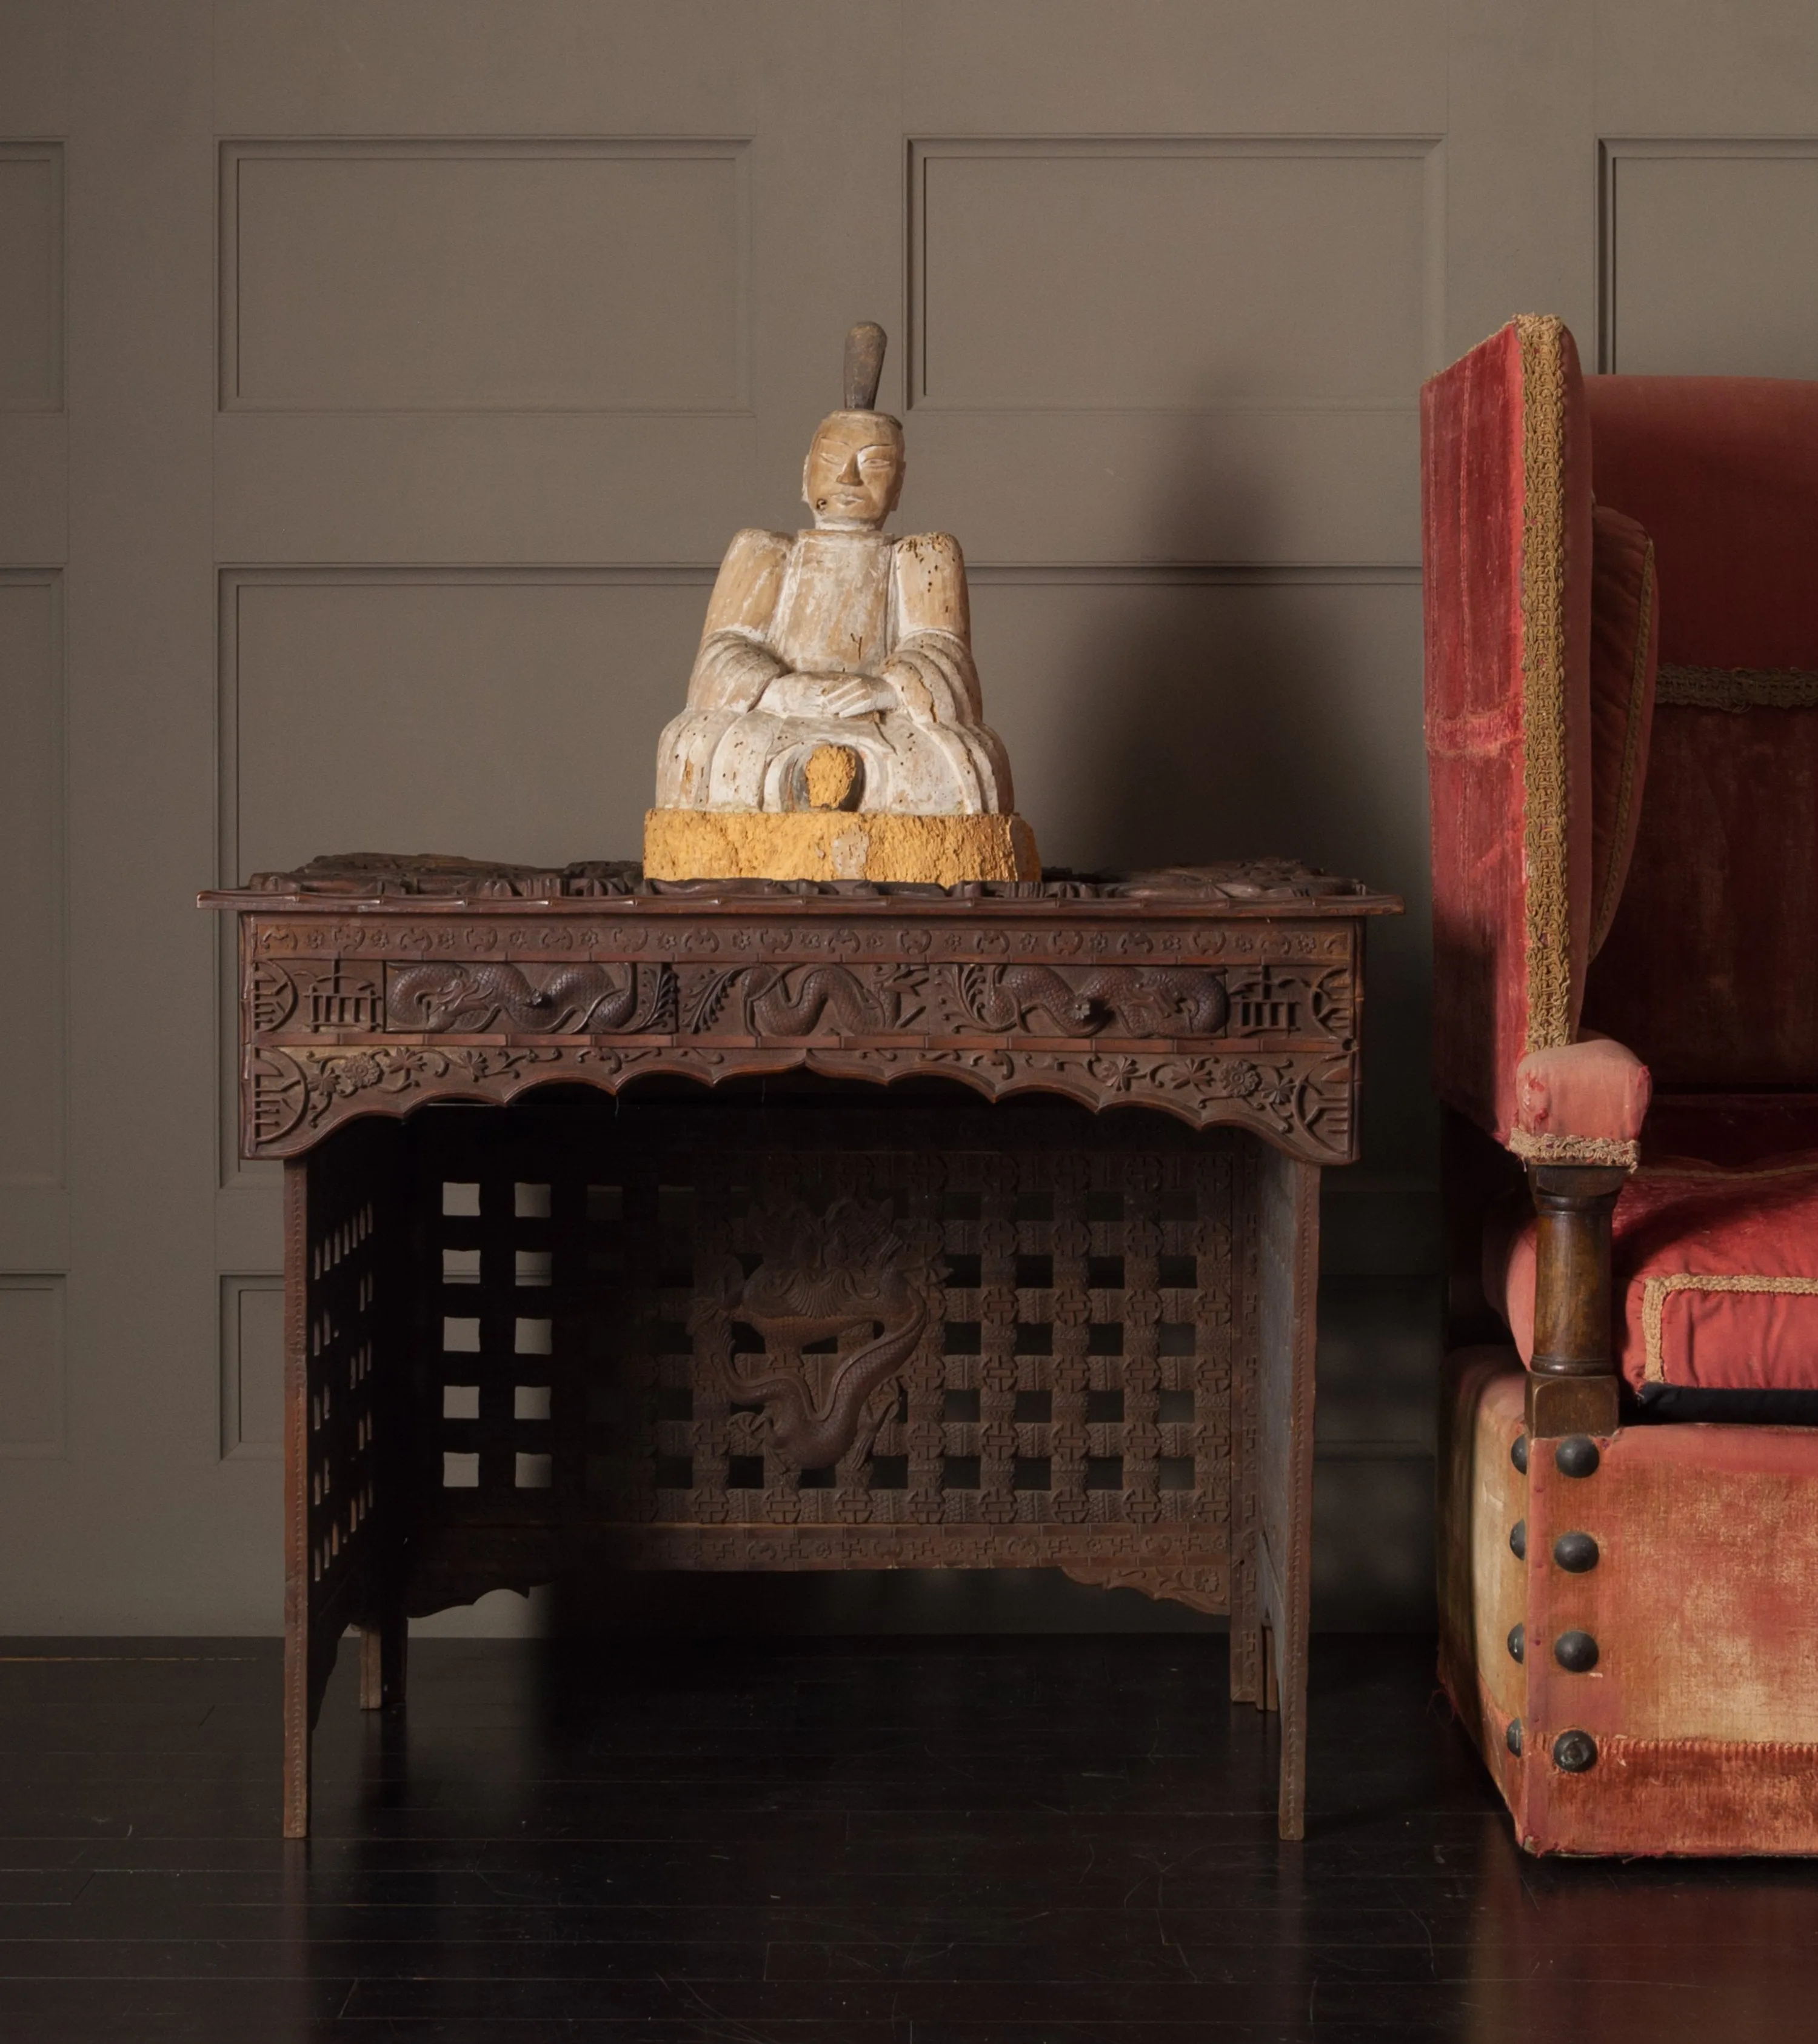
1514 1034 1651 1145
1497 1149 1818 1391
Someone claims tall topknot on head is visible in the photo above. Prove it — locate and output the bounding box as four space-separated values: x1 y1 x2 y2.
844 321 887 412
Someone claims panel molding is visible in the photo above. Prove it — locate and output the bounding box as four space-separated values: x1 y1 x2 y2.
213 564 718 1193
1599 136 1818 373
0 1272 64 1457
219 1273 284 1460
907 135 1446 412
219 138 752 413
0 139 62 412
0 568 64 1197
967 563 1421 586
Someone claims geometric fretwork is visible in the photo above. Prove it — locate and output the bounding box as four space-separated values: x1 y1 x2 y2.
399 1094 1242 1619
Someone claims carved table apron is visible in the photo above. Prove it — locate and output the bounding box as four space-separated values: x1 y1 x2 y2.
204 857 1399 1840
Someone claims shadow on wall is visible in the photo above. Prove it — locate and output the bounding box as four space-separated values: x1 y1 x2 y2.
973 419 1434 1184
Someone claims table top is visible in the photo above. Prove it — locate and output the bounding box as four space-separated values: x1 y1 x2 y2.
202 852 1402 921
206 853 1400 1166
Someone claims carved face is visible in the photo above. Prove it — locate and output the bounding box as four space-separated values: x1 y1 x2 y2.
802 410 904 529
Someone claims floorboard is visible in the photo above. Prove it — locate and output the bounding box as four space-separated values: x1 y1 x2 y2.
1 1632 1816 2040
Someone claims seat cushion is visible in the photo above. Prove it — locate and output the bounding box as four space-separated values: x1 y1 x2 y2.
1495 1141 1818 1403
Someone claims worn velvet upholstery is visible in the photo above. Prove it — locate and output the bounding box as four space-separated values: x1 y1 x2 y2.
1423 319 1594 1146
1582 378 1818 1084
1426 328 1818 1855
1496 1155 1818 1393
1441 1355 1818 1858
1585 505 1657 960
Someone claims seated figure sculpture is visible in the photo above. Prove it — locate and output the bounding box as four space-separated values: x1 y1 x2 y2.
644 324 1039 883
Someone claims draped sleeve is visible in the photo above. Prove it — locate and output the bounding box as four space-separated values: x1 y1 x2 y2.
687 528 791 713
886 533 984 726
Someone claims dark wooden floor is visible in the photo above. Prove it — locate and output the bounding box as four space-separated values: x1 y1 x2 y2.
2 1630 1817 2041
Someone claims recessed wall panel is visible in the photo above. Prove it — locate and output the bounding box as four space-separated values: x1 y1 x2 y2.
912 139 1432 410
1605 144 1818 376
0 575 61 1189
0 143 61 409
0 1276 63 1454
221 1277 284 1459
222 571 711 880
222 141 747 410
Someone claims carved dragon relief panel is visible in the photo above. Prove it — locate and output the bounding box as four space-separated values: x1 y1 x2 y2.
691 1197 937 1471
232 905 1368 1164
249 954 1351 1047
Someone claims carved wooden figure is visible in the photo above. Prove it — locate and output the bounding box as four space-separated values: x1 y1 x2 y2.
645 324 1039 884
204 855 1397 1841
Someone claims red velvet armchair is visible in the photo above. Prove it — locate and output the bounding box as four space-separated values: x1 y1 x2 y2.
1426 316 1818 1855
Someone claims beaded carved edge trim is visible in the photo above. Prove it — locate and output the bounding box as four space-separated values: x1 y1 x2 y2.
1656 665 1818 711
1589 538 1656 959
1515 314 1572 1054
1508 1128 1639 1169
1641 1272 1818 1383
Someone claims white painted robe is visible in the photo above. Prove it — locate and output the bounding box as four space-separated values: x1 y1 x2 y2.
655 527 1015 815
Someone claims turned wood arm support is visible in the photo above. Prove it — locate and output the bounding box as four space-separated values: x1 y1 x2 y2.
1525 1162 1627 1437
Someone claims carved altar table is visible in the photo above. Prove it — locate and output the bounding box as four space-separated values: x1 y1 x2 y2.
203 854 1398 1839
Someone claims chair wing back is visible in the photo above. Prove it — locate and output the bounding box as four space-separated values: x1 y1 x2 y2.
1422 316 1595 1142
1580 376 1818 1087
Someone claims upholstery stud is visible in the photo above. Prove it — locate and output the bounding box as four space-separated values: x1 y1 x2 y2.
1509 1518 1527 1559
1554 1629 1599 1672
1507 1622 1525 1663
1554 1434 1600 1477
1511 1434 1529 1474
1506 1717 1523 1756
1553 1530 1599 1572
1552 1729 1598 1773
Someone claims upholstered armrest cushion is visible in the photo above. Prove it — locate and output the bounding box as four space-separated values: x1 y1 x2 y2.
1508 1034 1651 1167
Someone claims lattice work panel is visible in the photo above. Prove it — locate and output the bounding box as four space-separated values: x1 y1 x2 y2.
407 1102 1234 1541
302 1148 383 1604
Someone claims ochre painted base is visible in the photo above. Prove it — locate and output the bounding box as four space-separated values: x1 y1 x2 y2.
643 808 1041 885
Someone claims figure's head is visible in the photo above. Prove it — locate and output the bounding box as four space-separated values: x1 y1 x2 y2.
802 409 906 530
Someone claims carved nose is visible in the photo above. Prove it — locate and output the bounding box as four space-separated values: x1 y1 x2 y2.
837 455 863 484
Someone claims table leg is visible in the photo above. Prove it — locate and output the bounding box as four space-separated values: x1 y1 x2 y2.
282 1158 312 1839
1256 1148 1320 1841
358 1602 407 1711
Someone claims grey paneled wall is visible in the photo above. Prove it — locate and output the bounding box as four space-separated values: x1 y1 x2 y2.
0 143 61 408
915 143 1433 409
1603 140 1818 376
224 141 748 410
3 0 1817 1634
0 575 62 1196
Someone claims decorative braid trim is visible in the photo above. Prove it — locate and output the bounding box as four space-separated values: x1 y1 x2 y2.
1515 315 1572 1053
1641 1272 1818 1383
1508 1128 1639 1169
1590 538 1655 959
1657 665 1818 711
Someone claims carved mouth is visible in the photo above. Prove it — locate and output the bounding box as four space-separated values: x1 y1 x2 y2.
741 1312 875 1348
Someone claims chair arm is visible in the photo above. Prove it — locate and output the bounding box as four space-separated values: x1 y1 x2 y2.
1508 1035 1651 1169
